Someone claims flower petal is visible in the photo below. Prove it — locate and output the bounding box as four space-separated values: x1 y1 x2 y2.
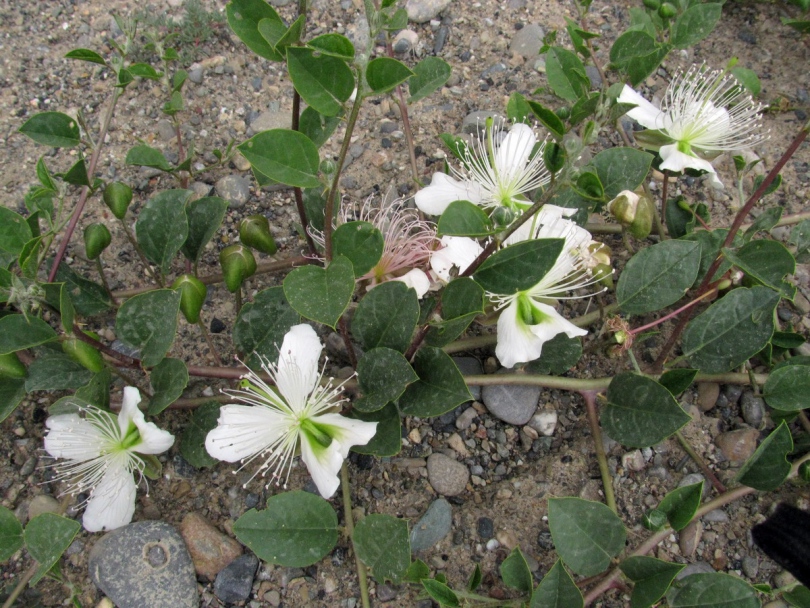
494 123 537 180
429 236 484 283
45 414 105 461
392 268 431 298
82 460 137 532
527 302 588 344
117 386 143 437
299 433 343 499
618 85 667 130
658 144 721 185
310 413 378 459
414 173 484 216
117 386 175 455
205 404 290 463
277 324 323 399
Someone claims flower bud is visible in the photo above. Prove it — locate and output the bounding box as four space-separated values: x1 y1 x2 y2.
492 206 515 228
642 509 667 531
643 0 660 9
102 182 133 220
607 190 640 225
219 244 257 293
239 215 277 255
172 274 207 324
0 352 27 379
799 461 810 482
320 159 336 176
658 2 677 18
628 195 654 239
715 278 732 291
555 106 570 120
543 142 566 174
62 337 105 373
84 223 112 260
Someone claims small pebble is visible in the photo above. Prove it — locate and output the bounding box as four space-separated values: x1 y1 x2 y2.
426 453 469 496
214 553 259 604
477 517 494 540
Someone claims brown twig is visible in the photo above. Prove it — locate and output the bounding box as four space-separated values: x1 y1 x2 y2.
582 390 617 514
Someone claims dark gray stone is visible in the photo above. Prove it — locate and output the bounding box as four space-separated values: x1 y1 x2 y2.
740 392 765 429
187 66 204 84
377 583 398 601
481 371 541 425
156 119 176 142
509 24 545 59
410 498 453 553
171 454 197 479
452 357 483 401
477 517 494 540
88 521 198 608
214 553 259 604
215 175 251 208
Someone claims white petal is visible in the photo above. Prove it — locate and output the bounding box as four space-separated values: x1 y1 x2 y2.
299 434 343 499
205 404 290 463
618 85 666 130
414 173 484 216
658 144 720 182
392 268 431 298
82 461 137 532
277 324 322 397
494 123 536 179
45 414 105 461
527 302 588 344
310 413 378 459
495 299 543 369
429 236 484 283
117 386 143 437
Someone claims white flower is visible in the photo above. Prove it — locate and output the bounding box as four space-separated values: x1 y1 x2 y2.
490 205 604 368
429 235 484 283
205 324 377 499
618 64 766 187
415 123 551 216
391 268 431 298
44 387 174 532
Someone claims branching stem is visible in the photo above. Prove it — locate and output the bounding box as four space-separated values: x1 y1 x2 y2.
581 390 617 514
340 463 370 608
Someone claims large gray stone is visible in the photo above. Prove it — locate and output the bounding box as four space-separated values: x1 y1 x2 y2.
214 553 259 604
509 24 545 59
405 0 451 23
215 175 251 208
410 499 452 553
426 453 469 496
481 371 541 425
88 521 198 608
452 357 483 401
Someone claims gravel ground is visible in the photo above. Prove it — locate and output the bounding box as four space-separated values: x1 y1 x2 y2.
1 0 809 606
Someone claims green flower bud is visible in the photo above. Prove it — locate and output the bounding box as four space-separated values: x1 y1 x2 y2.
172 274 207 324
102 182 133 220
320 159 336 175
492 206 516 228
219 244 257 293
0 352 27 379
628 195 654 239
84 223 112 260
239 215 277 255
799 461 810 482
658 2 677 19
643 0 660 9
642 509 667 531
62 337 105 373
555 106 570 120
607 190 640 226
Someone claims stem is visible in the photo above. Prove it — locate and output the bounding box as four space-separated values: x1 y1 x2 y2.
654 125 809 369
798 411 810 436
325 94 364 261
582 390 617 514
113 256 310 299
94 257 118 306
174 120 189 189
340 463 370 608
660 170 670 225
71 325 140 368
385 40 420 187
582 452 810 606
234 287 242 314
119 218 163 287
337 315 358 368
674 430 727 494
586 210 810 235
48 88 122 283
2 563 38 608
197 317 221 364
629 286 719 337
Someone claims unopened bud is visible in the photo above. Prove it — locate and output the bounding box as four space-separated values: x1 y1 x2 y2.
628 195 654 239
172 274 207 324
607 190 640 225
84 223 112 260
614 330 628 345
62 337 105 373
642 509 668 531
715 279 732 291
729 270 744 285
240 215 277 255
320 159 336 175
492 206 515 228
219 244 257 293
799 461 810 482
658 2 677 19
0 352 27 379
102 182 133 220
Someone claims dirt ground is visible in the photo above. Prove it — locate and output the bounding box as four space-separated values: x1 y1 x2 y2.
1 0 809 606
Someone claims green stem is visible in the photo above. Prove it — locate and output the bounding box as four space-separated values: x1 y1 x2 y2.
582 390 617 514
197 317 221 364
47 87 122 283
324 93 364 261
340 463 370 608
2 562 38 608
94 257 117 306
674 430 726 494
234 287 242 315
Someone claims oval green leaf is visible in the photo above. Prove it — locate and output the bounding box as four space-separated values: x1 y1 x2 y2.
0 506 23 562
723 239 796 300
147 357 189 415
181 196 229 263
667 572 759 608
353 514 411 583
658 481 703 531
350 402 401 457
736 421 792 492
332 221 384 277
352 280 419 353
399 347 473 418
437 200 494 237
179 401 221 469
135 189 191 275
283 256 354 329
19 112 81 148
548 497 626 577
115 289 181 367
620 556 685 608
286 47 355 117
366 57 415 94
0 315 57 355
408 56 452 104
530 559 584 608
591 147 654 201
603 373 691 448
474 238 565 295
234 490 338 567
238 129 321 188
25 513 81 585
233 286 299 370
356 347 418 413
226 0 285 61
764 364 810 412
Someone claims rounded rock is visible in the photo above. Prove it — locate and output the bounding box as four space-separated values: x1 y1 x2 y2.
215 175 251 208
427 453 469 496
179 512 243 580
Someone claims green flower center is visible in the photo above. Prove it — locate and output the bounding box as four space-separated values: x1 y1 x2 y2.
517 294 549 326
300 419 333 449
